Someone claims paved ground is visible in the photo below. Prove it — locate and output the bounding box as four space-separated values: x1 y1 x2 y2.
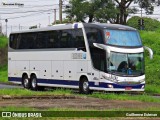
0 83 22 89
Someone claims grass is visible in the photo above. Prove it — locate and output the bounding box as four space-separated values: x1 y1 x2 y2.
0 64 8 82
0 88 160 103
140 31 160 86
90 92 160 103
0 88 72 96
0 36 8 48
145 84 160 94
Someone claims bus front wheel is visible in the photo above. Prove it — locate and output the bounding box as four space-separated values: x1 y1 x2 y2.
79 77 91 94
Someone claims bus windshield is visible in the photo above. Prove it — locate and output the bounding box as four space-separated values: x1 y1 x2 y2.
104 29 142 47
108 52 144 76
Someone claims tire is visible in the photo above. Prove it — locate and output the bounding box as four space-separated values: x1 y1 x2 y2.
79 77 91 94
30 75 44 91
22 75 31 89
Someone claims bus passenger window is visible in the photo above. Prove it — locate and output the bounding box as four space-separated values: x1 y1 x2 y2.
36 32 47 48
85 28 103 46
87 33 97 45
9 34 18 49
74 29 86 51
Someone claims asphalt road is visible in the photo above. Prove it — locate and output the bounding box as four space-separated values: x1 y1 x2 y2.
0 83 22 89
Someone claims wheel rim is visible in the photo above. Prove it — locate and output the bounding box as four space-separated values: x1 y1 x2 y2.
24 78 29 87
32 78 37 88
83 81 89 92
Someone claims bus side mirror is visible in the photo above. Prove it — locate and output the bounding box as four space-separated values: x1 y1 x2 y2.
93 43 110 58
144 46 153 59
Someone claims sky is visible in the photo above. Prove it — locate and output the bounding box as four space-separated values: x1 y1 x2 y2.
0 0 68 36
0 0 160 36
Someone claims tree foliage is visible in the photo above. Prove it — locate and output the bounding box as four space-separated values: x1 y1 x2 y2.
53 18 76 24
64 0 154 24
64 0 117 23
127 16 160 31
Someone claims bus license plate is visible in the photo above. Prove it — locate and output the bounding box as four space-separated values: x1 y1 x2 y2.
125 87 132 90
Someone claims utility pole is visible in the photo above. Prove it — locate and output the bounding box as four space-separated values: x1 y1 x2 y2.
59 0 62 23
54 9 56 24
138 1 144 30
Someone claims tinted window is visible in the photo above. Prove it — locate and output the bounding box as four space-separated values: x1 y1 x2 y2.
86 28 106 71
104 29 142 47
36 32 47 48
85 28 103 46
60 30 72 48
18 33 36 49
9 29 85 49
9 34 19 49
90 48 106 72
47 31 58 48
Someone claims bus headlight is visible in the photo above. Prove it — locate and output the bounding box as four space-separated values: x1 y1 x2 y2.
108 84 114 88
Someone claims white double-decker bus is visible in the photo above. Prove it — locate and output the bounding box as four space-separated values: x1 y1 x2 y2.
8 23 153 94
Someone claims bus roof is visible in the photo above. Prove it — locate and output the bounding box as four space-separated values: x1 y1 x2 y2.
10 23 136 34
84 23 136 31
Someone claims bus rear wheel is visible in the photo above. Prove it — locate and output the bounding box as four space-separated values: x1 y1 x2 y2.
30 75 44 91
79 77 91 94
22 75 30 89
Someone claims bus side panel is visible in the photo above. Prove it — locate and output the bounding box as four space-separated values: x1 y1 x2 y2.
30 61 51 79
64 61 77 80
77 61 88 73
8 60 16 78
52 61 64 80
8 60 29 84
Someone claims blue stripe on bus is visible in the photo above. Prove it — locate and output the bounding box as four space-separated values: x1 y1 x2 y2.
37 79 79 86
8 77 144 89
8 77 21 82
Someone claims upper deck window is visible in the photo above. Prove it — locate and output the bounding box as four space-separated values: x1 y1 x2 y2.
9 28 85 49
104 29 142 47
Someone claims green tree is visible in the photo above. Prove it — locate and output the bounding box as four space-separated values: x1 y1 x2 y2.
64 0 117 23
53 18 76 24
113 0 154 24
64 0 87 22
127 16 160 31
64 0 154 24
